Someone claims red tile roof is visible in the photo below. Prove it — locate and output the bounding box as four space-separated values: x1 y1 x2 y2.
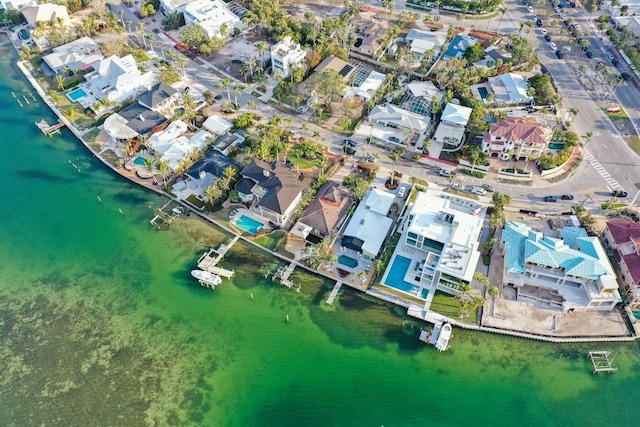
489 118 548 145
622 253 640 286
606 220 640 245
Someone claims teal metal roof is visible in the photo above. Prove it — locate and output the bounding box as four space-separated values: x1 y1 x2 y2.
503 223 612 280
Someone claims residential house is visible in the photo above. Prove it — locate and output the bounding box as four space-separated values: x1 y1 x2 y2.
183 0 242 39
138 82 179 114
483 73 532 105
202 114 233 135
344 71 386 101
237 159 310 227
381 192 483 298
367 103 430 145
291 181 353 242
42 37 103 75
474 45 511 69
404 29 446 56
159 0 194 14
341 188 394 259
210 131 245 156
185 150 238 191
271 36 306 78
400 80 443 118
314 56 355 81
602 220 640 307
502 222 621 311
443 34 479 60
22 3 70 27
481 117 550 160
83 54 155 105
432 102 472 147
350 12 389 58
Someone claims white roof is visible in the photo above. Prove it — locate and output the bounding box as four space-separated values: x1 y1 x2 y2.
440 102 472 126
433 122 465 145
343 188 395 257
405 29 446 54
183 0 240 37
202 114 232 134
155 128 212 170
488 73 532 104
344 71 386 101
407 81 443 101
149 120 189 154
85 54 154 103
369 103 430 132
22 3 70 26
42 36 103 72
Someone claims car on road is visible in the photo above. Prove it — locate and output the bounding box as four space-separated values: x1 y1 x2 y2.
344 146 357 155
540 28 547 35
365 154 377 162
536 19 543 27
549 42 557 51
522 0 528 4
451 183 461 190
527 5 533 12
559 13 566 19
554 6 561 12
555 50 564 59
297 105 309 114
482 183 495 192
606 52 615 61
343 139 357 147
544 34 551 42
612 189 629 197
612 58 620 66
388 135 401 143
560 194 574 200
544 196 559 202
586 50 594 59
439 169 452 177
569 1 576 7
621 72 632 81
398 187 406 198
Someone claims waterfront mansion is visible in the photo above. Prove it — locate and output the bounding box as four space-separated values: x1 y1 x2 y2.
381 192 484 299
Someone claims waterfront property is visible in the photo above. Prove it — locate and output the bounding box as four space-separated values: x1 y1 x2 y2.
602 220 640 308
237 159 312 227
291 181 353 243
42 37 103 75
341 188 394 259
67 88 87 102
21 3 71 27
381 192 483 299
501 222 621 312
234 214 265 235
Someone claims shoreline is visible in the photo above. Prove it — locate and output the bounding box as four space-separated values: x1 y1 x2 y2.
14 48 639 344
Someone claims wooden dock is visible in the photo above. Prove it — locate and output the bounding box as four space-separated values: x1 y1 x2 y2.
196 235 240 279
36 119 65 136
589 351 617 373
268 262 301 292
326 281 343 305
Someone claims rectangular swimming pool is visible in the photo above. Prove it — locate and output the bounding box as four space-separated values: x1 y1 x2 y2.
338 255 358 268
477 87 489 100
67 88 88 102
235 215 264 235
384 255 428 299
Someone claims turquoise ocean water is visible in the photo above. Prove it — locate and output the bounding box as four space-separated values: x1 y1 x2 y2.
1 39 639 427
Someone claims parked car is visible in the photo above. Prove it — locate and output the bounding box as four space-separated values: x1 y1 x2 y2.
544 34 551 42
606 52 615 61
439 169 452 177
471 187 487 196
527 5 533 12
388 135 401 143
559 13 567 19
544 196 558 202
612 189 629 198
398 187 406 198
343 139 357 147
451 183 461 190
297 105 309 114
554 6 561 13
586 50 594 59
482 183 495 192
569 1 576 7
344 146 357 155
560 194 574 200
536 19 543 27
365 154 377 162
555 50 564 59
621 72 632 81
549 42 557 51
540 28 547 35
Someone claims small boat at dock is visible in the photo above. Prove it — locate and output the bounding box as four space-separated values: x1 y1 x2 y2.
191 269 222 287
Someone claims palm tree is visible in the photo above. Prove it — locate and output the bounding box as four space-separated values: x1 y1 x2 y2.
389 152 400 185
222 166 237 189
205 184 223 206
488 286 499 300
496 7 507 34
467 145 480 172
156 161 168 185
221 79 231 102
473 272 489 289
55 75 65 91
143 158 156 172
255 41 266 68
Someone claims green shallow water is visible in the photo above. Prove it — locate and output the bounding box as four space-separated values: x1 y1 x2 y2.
1 40 639 427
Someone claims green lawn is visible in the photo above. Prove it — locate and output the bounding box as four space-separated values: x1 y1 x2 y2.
601 203 628 210
443 188 480 200
254 231 285 251
602 107 629 120
429 290 478 324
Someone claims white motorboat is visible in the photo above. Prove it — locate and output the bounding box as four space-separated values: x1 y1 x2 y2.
435 323 452 352
191 269 222 287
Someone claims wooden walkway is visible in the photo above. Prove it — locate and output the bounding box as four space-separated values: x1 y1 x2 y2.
36 119 65 136
196 235 240 278
326 281 343 305
268 262 301 292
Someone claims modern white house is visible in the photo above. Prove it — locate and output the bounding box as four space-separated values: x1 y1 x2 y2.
344 71 386 101
481 117 551 160
483 73 533 105
1 0 34 10
368 103 430 139
501 222 621 312
202 114 233 135
432 102 473 147
21 3 70 27
270 36 307 78
341 187 395 259
83 54 155 105
150 123 212 171
42 37 103 74
381 192 483 299
183 0 241 39
159 0 194 15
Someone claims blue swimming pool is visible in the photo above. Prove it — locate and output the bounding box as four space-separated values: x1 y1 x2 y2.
477 87 489 100
338 255 358 268
385 255 428 298
236 215 264 234
19 29 30 40
133 156 147 166
68 88 88 102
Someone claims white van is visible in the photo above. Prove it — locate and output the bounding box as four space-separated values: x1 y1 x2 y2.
471 186 487 195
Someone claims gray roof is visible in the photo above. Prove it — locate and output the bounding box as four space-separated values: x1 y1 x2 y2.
138 82 177 110
297 182 353 236
118 102 168 135
186 151 238 180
